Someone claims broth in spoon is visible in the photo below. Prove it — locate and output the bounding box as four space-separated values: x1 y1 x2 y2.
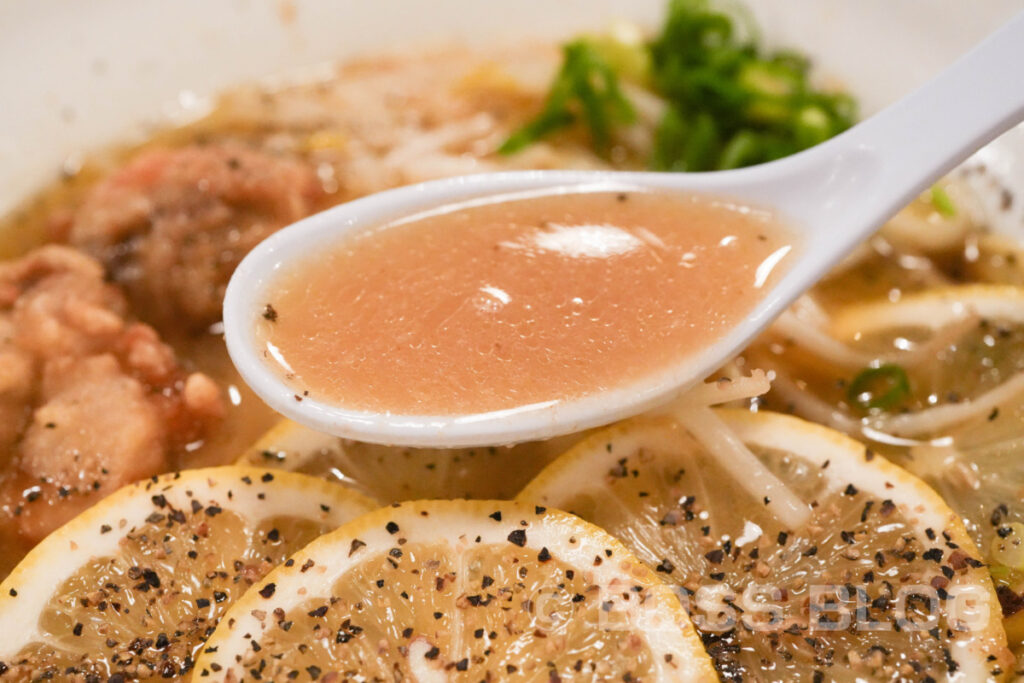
256 189 794 415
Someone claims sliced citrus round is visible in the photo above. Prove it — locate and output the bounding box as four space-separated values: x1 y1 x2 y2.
238 418 584 501
518 409 1012 681
0 466 376 681
194 500 717 682
750 286 1024 580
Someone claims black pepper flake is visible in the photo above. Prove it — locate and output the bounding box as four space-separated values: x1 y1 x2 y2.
481 575 494 588
656 559 674 574
777 531 789 546
489 511 502 522
997 585 1024 617
141 568 161 589
204 505 222 517
455 659 469 671
258 583 276 599
7 589 14 597
349 539 367 556
402 627 414 638
843 484 858 496
306 665 322 680
704 549 724 564
424 646 440 660
534 505 546 514
308 605 329 618
263 304 278 322
73 622 83 636
991 504 1009 527
196 598 211 609
261 472 274 483
861 500 875 522
922 548 943 562
214 591 227 603
386 521 400 534
507 529 527 547
538 547 552 563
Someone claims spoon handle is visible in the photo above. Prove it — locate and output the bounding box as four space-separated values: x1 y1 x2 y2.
828 11 1024 231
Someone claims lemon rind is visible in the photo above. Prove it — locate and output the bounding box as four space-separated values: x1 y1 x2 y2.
0 466 377 657
195 499 718 682
518 409 1009 680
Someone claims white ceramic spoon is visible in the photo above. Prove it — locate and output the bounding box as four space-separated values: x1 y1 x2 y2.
225 13 1024 448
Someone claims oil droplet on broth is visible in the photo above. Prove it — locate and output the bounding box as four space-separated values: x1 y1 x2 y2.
257 189 794 415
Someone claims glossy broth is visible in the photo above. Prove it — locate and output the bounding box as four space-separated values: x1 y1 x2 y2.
258 189 794 415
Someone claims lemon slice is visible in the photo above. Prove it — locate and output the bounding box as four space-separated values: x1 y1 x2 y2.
518 409 1011 681
194 500 717 682
752 286 1024 578
0 467 376 680
238 418 583 501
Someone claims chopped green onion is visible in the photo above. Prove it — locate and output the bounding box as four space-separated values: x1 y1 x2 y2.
717 130 761 170
501 0 857 172
585 22 652 86
847 364 911 411
930 184 957 217
651 108 690 171
499 40 635 156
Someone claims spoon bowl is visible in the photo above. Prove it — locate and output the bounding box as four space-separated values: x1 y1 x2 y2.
224 12 1024 447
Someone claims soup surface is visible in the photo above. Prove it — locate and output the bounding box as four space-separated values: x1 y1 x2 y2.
258 189 793 414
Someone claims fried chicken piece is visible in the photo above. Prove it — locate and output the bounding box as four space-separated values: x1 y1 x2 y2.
69 143 322 330
0 246 224 542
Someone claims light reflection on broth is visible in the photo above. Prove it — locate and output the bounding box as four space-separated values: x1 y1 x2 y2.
258 189 794 415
